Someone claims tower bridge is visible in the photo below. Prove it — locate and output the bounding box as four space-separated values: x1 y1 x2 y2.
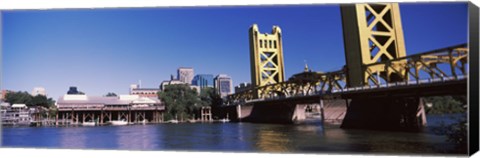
221 3 470 131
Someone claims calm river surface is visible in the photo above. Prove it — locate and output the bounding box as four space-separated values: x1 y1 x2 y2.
1 114 466 156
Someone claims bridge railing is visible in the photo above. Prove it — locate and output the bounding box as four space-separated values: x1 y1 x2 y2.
363 43 468 86
226 44 468 105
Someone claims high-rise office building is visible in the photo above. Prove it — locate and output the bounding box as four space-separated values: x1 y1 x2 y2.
214 74 233 98
177 67 194 85
192 74 214 88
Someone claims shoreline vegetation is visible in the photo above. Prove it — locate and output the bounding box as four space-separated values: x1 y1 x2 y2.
424 95 467 154
158 84 223 121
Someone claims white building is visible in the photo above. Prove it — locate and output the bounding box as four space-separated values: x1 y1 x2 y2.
130 84 140 94
130 84 160 98
32 87 46 96
57 94 162 109
177 67 194 85
214 74 233 98
11 104 27 110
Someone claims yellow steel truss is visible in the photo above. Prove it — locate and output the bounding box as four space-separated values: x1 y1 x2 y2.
226 44 468 105
341 3 407 87
249 24 285 98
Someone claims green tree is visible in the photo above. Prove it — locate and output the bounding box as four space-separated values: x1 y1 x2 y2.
47 106 58 119
158 84 201 121
47 98 56 107
199 87 222 107
105 92 118 97
5 91 55 108
5 91 32 105
426 95 467 152
201 88 224 120
31 95 49 108
424 96 465 114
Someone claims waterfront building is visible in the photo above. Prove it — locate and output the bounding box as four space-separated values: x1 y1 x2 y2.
56 94 165 125
130 84 160 98
32 87 46 96
214 74 233 98
235 82 252 93
177 67 194 84
200 106 212 121
11 104 27 110
1 103 32 126
192 74 214 88
1 102 10 111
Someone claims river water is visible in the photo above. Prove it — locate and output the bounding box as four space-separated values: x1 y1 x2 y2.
1 114 467 156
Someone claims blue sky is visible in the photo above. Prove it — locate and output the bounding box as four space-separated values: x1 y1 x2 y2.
1 2 468 99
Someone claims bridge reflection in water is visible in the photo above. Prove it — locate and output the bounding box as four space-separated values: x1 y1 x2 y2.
256 128 291 152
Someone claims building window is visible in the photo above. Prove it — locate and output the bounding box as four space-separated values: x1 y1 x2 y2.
259 40 263 48
274 41 277 48
269 40 272 48
264 40 268 48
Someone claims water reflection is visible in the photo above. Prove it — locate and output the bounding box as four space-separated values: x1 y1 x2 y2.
59 127 87 149
255 126 291 152
115 125 158 150
2 116 466 155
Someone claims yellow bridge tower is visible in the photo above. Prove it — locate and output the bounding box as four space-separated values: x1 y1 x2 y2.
249 24 286 98
341 3 408 87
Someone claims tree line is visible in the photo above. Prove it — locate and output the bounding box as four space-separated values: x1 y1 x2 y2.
423 95 466 114
157 84 222 121
4 91 56 108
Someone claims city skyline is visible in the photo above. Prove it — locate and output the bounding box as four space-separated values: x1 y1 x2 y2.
1 3 468 99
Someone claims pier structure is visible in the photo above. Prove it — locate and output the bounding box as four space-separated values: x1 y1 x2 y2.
56 94 165 125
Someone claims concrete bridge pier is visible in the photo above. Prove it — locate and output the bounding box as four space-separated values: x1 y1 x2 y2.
238 102 307 123
217 103 308 123
341 97 427 131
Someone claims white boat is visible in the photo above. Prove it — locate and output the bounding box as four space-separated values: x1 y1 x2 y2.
219 114 230 123
82 121 96 126
141 119 147 124
110 120 128 126
219 118 230 123
166 119 179 124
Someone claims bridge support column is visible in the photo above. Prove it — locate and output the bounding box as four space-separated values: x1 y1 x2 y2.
341 97 427 131
238 103 306 123
320 99 325 125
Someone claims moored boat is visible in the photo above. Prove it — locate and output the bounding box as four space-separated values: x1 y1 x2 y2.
82 121 96 126
219 118 230 123
110 120 128 126
166 119 179 124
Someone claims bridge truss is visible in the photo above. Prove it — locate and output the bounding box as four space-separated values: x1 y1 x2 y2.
226 44 468 105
